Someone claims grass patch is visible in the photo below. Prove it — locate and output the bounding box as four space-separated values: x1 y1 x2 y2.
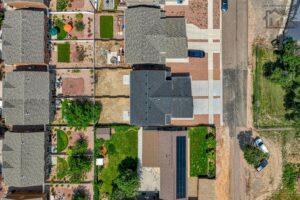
53 18 68 40
100 16 113 39
57 157 69 180
56 129 69 153
95 126 138 197
189 127 208 176
253 47 293 128
57 43 70 63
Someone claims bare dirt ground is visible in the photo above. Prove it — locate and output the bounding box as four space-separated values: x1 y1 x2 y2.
215 127 230 200
248 0 291 65
95 69 130 96
244 131 283 200
97 98 129 124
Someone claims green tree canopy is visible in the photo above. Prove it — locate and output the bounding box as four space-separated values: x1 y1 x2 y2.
62 99 101 130
243 145 269 166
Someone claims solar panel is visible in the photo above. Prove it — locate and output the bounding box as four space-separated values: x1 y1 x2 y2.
176 136 186 199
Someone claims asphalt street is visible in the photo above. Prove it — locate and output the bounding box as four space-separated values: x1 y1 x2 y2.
222 0 248 199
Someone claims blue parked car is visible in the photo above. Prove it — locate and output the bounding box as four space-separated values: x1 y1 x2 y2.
222 0 228 12
188 50 205 58
256 159 268 172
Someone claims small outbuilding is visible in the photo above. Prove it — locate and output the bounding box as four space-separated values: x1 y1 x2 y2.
96 128 111 140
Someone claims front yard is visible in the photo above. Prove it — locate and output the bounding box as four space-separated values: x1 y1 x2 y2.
94 126 139 199
189 126 216 178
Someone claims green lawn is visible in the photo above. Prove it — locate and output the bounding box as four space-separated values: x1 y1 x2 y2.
189 126 208 176
253 47 294 128
56 129 68 153
57 43 70 63
57 157 69 180
95 126 138 197
100 16 113 39
53 19 68 40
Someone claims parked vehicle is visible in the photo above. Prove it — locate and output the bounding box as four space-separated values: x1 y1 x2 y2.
256 159 268 172
254 137 269 154
188 50 205 58
222 0 228 12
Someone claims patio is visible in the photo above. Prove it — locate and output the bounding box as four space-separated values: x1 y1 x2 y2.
95 13 124 40
51 13 94 40
50 0 94 11
95 40 127 67
50 42 94 68
54 69 94 97
50 184 93 200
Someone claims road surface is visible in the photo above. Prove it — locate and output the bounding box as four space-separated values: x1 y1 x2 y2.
222 0 248 199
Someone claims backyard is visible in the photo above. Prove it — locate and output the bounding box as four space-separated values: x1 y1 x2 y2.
57 43 70 63
189 126 216 177
253 47 294 128
94 126 139 199
100 16 113 39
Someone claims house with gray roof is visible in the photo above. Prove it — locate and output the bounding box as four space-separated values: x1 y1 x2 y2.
130 70 193 126
4 0 47 9
2 10 47 65
124 5 188 64
2 132 45 187
2 71 51 126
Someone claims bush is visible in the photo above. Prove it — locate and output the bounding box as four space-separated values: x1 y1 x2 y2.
283 164 298 192
57 0 69 11
75 21 85 32
75 13 84 21
243 145 269 166
62 99 101 130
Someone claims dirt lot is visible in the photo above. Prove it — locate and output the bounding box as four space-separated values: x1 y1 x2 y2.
248 0 291 64
56 69 94 96
95 69 130 96
97 98 129 124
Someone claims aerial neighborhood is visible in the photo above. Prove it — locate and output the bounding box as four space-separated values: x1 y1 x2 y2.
0 0 299 200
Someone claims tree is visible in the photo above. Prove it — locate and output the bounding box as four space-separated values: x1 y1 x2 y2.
75 21 85 32
62 99 101 130
243 145 268 166
111 157 140 199
67 138 92 183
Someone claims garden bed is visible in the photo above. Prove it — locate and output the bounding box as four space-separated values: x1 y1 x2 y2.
188 126 216 178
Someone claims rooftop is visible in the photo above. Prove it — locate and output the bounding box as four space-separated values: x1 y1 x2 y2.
2 132 45 187
124 5 187 64
2 10 46 65
130 70 193 126
2 71 51 126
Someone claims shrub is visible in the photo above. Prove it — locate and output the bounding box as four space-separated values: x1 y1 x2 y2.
57 0 69 11
62 99 101 130
283 164 298 192
75 13 84 20
75 21 85 32
243 145 269 166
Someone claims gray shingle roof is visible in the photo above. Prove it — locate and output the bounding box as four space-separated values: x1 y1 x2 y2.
2 71 50 126
125 6 187 64
2 132 45 187
130 70 193 126
2 10 45 65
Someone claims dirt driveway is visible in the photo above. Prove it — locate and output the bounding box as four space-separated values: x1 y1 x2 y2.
95 69 130 96
97 98 129 124
235 130 283 200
